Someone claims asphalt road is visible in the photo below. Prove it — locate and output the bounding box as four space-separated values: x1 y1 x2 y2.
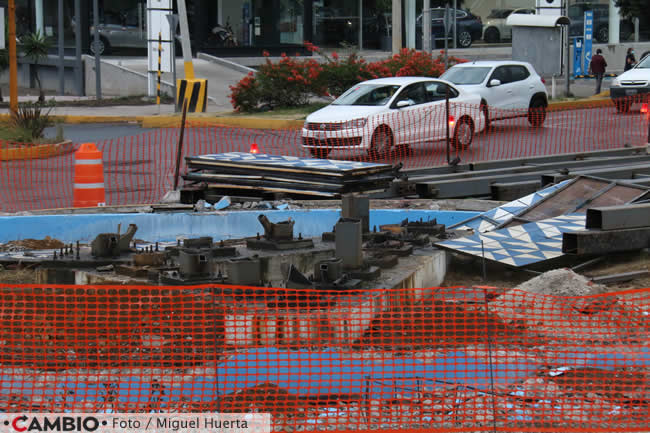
3 105 648 212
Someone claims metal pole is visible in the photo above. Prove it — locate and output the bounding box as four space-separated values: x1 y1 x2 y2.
391 0 401 55
74 0 83 96
423 0 430 54
93 0 101 99
174 99 189 191
565 26 570 97
445 84 450 164
167 14 179 112
177 0 194 79
443 3 448 70
8 0 18 111
358 0 363 50
157 32 161 107
453 0 457 49
58 0 64 95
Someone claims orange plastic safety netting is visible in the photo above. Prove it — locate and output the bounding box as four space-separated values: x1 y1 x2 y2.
0 97 649 213
0 284 647 432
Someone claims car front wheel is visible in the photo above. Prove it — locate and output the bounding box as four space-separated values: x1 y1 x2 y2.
369 126 394 159
457 31 472 48
451 116 474 150
90 36 110 55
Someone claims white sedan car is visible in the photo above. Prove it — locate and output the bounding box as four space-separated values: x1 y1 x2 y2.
301 77 485 159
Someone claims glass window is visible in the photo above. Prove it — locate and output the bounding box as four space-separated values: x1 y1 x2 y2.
313 1 360 48
488 9 513 19
424 81 458 101
333 84 401 106
509 65 530 82
637 54 650 68
441 66 492 85
490 66 511 84
394 83 428 106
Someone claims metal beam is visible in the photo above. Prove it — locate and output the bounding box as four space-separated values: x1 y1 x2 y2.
585 203 650 230
591 270 650 284
415 156 650 184
404 146 648 179
541 162 650 185
490 180 541 201
563 228 650 255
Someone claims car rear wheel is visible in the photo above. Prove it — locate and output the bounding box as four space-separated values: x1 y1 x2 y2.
369 126 394 159
90 36 110 55
614 99 631 113
527 98 547 127
484 27 500 43
309 148 331 159
457 31 472 48
451 116 474 150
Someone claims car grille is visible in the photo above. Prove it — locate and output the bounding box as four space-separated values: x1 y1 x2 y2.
302 137 363 147
306 122 344 131
620 80 649 86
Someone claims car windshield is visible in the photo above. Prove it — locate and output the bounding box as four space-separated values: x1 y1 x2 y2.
332 84 401 106
488 9 513 18
636 55 650 68
441 66 492 85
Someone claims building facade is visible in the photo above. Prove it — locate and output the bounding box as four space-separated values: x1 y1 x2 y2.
0 0 647 56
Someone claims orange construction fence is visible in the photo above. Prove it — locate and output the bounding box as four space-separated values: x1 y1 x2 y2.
0 98 649 212
0 283 647 432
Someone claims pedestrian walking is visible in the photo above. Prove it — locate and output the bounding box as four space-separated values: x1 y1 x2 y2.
589 48 607 95
624 47 636 71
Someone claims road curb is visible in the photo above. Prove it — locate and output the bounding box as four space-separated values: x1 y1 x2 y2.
0 140 75 161
1 96 613 129
141 115 304 129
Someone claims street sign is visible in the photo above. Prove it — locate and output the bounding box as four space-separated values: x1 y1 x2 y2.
583 10 593 75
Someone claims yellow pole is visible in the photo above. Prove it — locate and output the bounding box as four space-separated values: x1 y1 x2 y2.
8 0 18 112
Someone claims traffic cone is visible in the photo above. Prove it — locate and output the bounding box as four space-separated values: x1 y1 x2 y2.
73 143 105 208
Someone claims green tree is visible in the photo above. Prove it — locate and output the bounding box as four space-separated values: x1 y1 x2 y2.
615 0 650 28
20 31 52 103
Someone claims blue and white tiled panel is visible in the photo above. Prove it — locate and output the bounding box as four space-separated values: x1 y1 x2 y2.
451 180 571 233
193 152 388 171
437 214 586 267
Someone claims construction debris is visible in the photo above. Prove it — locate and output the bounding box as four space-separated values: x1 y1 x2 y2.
182 152 400 199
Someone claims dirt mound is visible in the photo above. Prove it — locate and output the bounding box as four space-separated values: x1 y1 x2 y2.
491 269 648 344
511 268 607 296
0 236 65 251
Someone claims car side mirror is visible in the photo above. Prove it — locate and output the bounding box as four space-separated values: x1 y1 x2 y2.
489 79 501 87
396 99 415 108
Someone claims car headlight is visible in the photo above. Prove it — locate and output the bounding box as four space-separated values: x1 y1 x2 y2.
342 118 367 129
611 78 620 87
303 120 308 129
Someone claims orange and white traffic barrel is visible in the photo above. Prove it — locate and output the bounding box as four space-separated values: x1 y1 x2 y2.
73 143 105 208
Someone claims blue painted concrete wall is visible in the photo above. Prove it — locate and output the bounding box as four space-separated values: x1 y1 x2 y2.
0 210 478 243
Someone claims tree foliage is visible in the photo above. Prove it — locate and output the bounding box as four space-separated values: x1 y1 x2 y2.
615 0 650 25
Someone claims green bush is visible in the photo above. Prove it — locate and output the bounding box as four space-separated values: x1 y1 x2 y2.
229 45 467 112
9 102 54 141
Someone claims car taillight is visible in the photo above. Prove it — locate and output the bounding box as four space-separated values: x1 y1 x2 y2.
448 116 456 126
541 77 546 84
642 103 648 114
250 143 259 154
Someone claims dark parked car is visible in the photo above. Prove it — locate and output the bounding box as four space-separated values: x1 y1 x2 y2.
568 2 634 43
416 8 483 49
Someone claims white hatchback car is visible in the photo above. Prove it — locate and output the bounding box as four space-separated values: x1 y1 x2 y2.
301 77 485 159
440 60 548 127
